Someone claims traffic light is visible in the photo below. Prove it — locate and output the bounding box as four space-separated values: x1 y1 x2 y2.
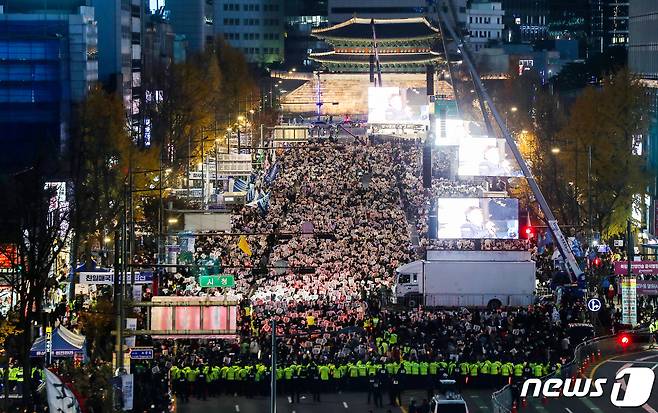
618 333 631 348
522 226 534 239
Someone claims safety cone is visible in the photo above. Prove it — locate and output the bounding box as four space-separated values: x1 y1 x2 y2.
597 349 602 359
511 401 518 413
522 397 527 408
542 395 549 405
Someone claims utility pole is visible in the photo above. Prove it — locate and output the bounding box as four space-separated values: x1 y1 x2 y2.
113 228 123 374
587 145 593 246
270 316 277 413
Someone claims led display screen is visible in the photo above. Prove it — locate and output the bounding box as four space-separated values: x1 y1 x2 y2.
368 87 429 124
457 138 522 177
437 198 519 239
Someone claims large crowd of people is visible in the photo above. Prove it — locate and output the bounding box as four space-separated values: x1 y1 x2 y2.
128 137 608 409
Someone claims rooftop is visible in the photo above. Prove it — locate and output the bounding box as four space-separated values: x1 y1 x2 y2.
312 17 440 41
309 50 442 65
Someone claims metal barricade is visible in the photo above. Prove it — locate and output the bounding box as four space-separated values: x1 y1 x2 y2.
491 332 651 412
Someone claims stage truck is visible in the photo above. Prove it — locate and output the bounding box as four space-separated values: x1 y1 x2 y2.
394 250 535 309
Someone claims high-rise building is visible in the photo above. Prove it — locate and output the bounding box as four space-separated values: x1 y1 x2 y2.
466 1 504 52
590 0 628 53
0 2 98 172
285 0 328 70
90 0 143 140
500 0 547 43
629 0 658 234
213 0 285 65
327 0 431 24
166 0 215 54
547 0 589 40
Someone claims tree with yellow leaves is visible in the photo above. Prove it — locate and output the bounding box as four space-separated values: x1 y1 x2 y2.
558 68 652 237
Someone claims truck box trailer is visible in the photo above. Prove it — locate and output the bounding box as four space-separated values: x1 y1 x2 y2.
395 251 536 308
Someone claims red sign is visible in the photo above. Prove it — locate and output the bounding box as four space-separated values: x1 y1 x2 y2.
0 245 17 270
614 261 658 275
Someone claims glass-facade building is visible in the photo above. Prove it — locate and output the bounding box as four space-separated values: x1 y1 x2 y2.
629 0 658 234
0 5 97 172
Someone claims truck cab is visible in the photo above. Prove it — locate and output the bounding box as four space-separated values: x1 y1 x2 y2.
394 261 423 306
430 380 469 413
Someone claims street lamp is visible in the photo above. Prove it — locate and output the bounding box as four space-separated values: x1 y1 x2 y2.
510 106 518 112
551 147 561 154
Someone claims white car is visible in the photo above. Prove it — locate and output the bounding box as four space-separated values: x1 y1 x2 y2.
430 380 469 413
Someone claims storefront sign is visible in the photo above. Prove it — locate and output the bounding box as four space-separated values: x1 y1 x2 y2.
636 280 658 295
614 261 658 275
78 272 153 285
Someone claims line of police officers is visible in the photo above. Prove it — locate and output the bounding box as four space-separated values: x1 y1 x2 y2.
169 358 561 405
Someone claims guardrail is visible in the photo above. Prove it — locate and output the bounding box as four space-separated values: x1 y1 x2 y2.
491 331 651 412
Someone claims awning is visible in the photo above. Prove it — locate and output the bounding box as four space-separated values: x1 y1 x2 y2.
30 326 86 358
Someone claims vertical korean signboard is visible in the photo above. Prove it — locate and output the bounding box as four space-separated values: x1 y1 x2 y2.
622 277 637 326
45 326 52 365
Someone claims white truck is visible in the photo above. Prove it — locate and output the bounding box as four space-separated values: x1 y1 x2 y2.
394 250 536 309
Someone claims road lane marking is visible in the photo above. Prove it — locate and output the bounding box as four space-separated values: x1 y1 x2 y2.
637 352 658 361
343 401 349 408
235 405 240 412
566 408 575 413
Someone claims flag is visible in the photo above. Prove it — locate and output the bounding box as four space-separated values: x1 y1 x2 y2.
45 369 82 413
246 183 256 203
257 192 270 215
238 235 252 256
265 162 279 184
232 178 248 193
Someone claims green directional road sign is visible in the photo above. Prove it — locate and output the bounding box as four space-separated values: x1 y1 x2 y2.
199 275 235 288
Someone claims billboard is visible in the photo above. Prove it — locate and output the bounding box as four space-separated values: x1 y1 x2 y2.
614 261 658 276
457 138 521 177
150 297 239 337
437 198 519 239
368 87 429 124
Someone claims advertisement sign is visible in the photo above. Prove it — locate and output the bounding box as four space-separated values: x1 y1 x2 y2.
45 327 52 363
150 297 238 337
78 271 154 285
457 138 522 177
437 198 519 239
122 374 134 411
125 318 137 348
622 277 638 326
614 261 658 276
636 280 658 295
368 87 429 124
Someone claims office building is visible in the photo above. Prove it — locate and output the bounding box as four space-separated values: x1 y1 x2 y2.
166 0 215 54
327 0 431 24
285 0 328 70
501 0 547 43
590 0 628 53
90 0 143 140
213 0 285 65
0 2 98 172
629 0 658 234
466 1 504 52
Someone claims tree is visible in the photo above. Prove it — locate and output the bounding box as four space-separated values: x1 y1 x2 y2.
0 169 71 401
559 68 652 237
70 87 159 264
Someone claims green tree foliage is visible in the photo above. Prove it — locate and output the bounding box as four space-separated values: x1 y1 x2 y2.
559 68 652 237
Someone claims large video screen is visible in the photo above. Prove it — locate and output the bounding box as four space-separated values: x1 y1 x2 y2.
368 87 429 124
437 198 519 239
457 138 522 177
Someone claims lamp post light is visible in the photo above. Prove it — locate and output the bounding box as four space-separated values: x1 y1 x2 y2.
551 144 593 244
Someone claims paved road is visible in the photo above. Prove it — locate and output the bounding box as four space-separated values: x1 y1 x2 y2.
176 388 495 413
517 349 658 413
